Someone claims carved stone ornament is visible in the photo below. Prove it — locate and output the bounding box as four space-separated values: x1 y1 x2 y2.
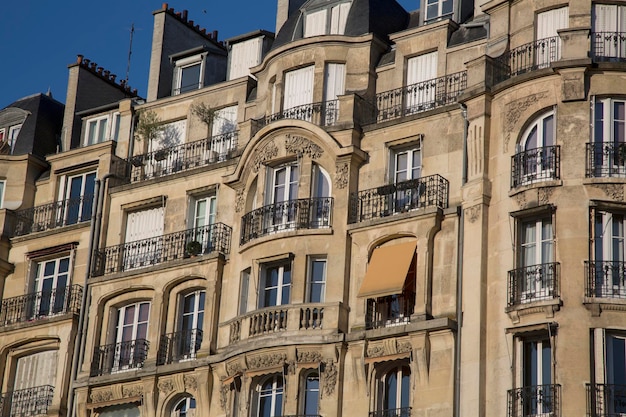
184 375 198 392
123 385 144 398
158 380 174 394
503 92 549 151
464 205 481 224
247 353 287 370
538 187 554 204
226 361 245 376
285 134 323 159
397 341 413 354
252 140 279 172
592 184 625 202
366 345 385 358
322 360 338 397
219 384 230 411
514 192 527 208
335 162 349 189
90 389 113 403
297 350 323 363
235 188 245 213
286 360 296 375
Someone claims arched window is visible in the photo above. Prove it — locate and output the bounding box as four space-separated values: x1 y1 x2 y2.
172 396 196 417
302 371 320 415
255 375 284 417
378 365 411 416
513 110 558 187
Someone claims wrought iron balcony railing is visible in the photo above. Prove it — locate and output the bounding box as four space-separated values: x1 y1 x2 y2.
587 383 626 417
240 197 333 245
585 261 626 299
13 195 94 236
349 174 449 224
252 100 338 133
0 385 54 417
157 328 203 365
586 142 626 178
507 262 559 307
508 384 561 417
92 223 231 276
511 145 560 188
493 36 560 84
128 131 238 182
369 407 412 417
592 32 626 62
366 292 415 330
368 71 467 124
91 338 149 376
0 285 82 326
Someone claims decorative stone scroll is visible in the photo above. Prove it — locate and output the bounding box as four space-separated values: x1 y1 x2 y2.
90 389 113 403
538 187 554 204
297 350 323 363
235 188 245 213
335 162 349 189
252 140 279 172
503 92 549 152
247 352 287 370
592 184 625 202
157 380 174 395
184 375 198 392
366 337 413 358
464 205 481 224
285 134 323 159
219 384 230 411
322 360 338 396
122 385 143 398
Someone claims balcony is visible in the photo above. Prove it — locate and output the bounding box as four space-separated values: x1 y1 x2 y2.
586 142 626 178
585 261 626 299
251 100 338 133
366 293 415 330
92 223 232 276
157 328 202 365
507 263 560 307
369 408 411 417
368 71 467 124
348 175 449 224
226 303 346 344
13 195 94 237
511 146 560 188
507 384 561 417
587 383 626 417
492 36 560 84
128 131 238 183
0 385 54 417
592 31 626 62
0 285 82 327
91 338 149 376
240 197 333 245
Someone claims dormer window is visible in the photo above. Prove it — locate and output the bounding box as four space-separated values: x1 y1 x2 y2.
173 53 207 95
304 1 351 37
84 112 120 146
425 0 453 23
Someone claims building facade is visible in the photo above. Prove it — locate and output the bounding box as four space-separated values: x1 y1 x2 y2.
0 0 624 416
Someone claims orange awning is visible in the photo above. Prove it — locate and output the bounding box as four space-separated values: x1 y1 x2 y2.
357 241 416 298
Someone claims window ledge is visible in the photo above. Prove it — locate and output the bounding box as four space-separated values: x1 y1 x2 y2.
509 180 562 197
505 298 562 324
584 297 626 317
238 227 333 253
583 176 626 185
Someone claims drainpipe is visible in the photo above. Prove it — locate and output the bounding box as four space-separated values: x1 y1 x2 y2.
67 173 114 417
454 103 468 417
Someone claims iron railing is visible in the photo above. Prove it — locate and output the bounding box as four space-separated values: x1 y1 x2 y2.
511 145 560 188
0 285 82 326
157 328 203 365
508 384 560 417
92 223 232 276
128 131 238 182
587 383 626 417
91 338 149 376
0 385 54 417
507 262 559 307
349 174 449 224
252 100 338 133
586 142 626 178
585 261 626 299
369 407 412 417
240 197 333 245
366 293 415 330
368 71 467 124
592 32 626 62
13 195 94 236
493 36 560 84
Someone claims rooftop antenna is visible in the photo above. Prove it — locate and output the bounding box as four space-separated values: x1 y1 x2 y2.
125 23 135 84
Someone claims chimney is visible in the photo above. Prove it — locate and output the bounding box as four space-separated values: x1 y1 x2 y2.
275 0 306 34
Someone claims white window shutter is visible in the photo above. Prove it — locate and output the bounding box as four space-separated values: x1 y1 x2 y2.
14 351 58 390
537 6 569 40
305 10 327 37
324 63 345 101
284 66 315 110
330 3 351 34
126 206 164 242
212 105 238 136
229 37 263 80
406 51 438 86
594 4 617 33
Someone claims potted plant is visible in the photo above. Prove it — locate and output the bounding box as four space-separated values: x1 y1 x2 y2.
135 110 164 143
191 102 220 161
186 240 203 257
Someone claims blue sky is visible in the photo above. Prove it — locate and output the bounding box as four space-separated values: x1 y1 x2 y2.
1 0 418 107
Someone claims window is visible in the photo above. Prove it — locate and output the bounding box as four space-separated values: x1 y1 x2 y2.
113 302 150 371
31 256 70 318
375 364 411 417
593 4 626 59
311 164 332 227
124 206 164 269
406 51 438 113
388 145 422 213
258 261 292 308
84 112 120 145
254 375 284 417
177 290 205 360
10 351 57 417
98 404 140 417
62 171 96 225
229 37 263 80
591 208 626 297
266 162 299 230
302 371 320 415
425 0 453 22
283 66 314 117
592 98 626 176
0 180 5 209
323 63 345 124
210 105 238 160
516 216 555 303
174 54 206 95
172 396 196 417
307 257 327 303
8 124 21 154
591 330 626 415
536 7 568 64
512 111 558 187
303 2 351 37
188 195 216 254
239 268 250 316
145 119 187 178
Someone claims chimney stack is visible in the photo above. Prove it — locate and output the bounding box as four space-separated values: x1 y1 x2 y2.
275 0 306 34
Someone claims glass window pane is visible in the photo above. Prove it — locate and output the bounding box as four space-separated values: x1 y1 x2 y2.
543 115 554 147
180 63 201 93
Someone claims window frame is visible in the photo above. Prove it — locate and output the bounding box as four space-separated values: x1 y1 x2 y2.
172 396 197 417
0 179 5 209
307 256 327 303
8 123 22 153
31 255 72 318
111 301 150 372
301 370 320 415
424 0 453 23
174 53 207 95
374 362 411 415
83 112 121 146
254 374 284 417
258 259 292 309
303 1 352 37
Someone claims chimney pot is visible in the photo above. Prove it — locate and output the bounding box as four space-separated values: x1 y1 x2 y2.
162 3 168 10
111 74 117 82
83 58 90 66
90 62 97 70
182 10 188 21
201 28 206 35
189 20 194 26
76 54 83 64
97 67 104 74
176 11 181 17
213 30 218 40
104 70 110 77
